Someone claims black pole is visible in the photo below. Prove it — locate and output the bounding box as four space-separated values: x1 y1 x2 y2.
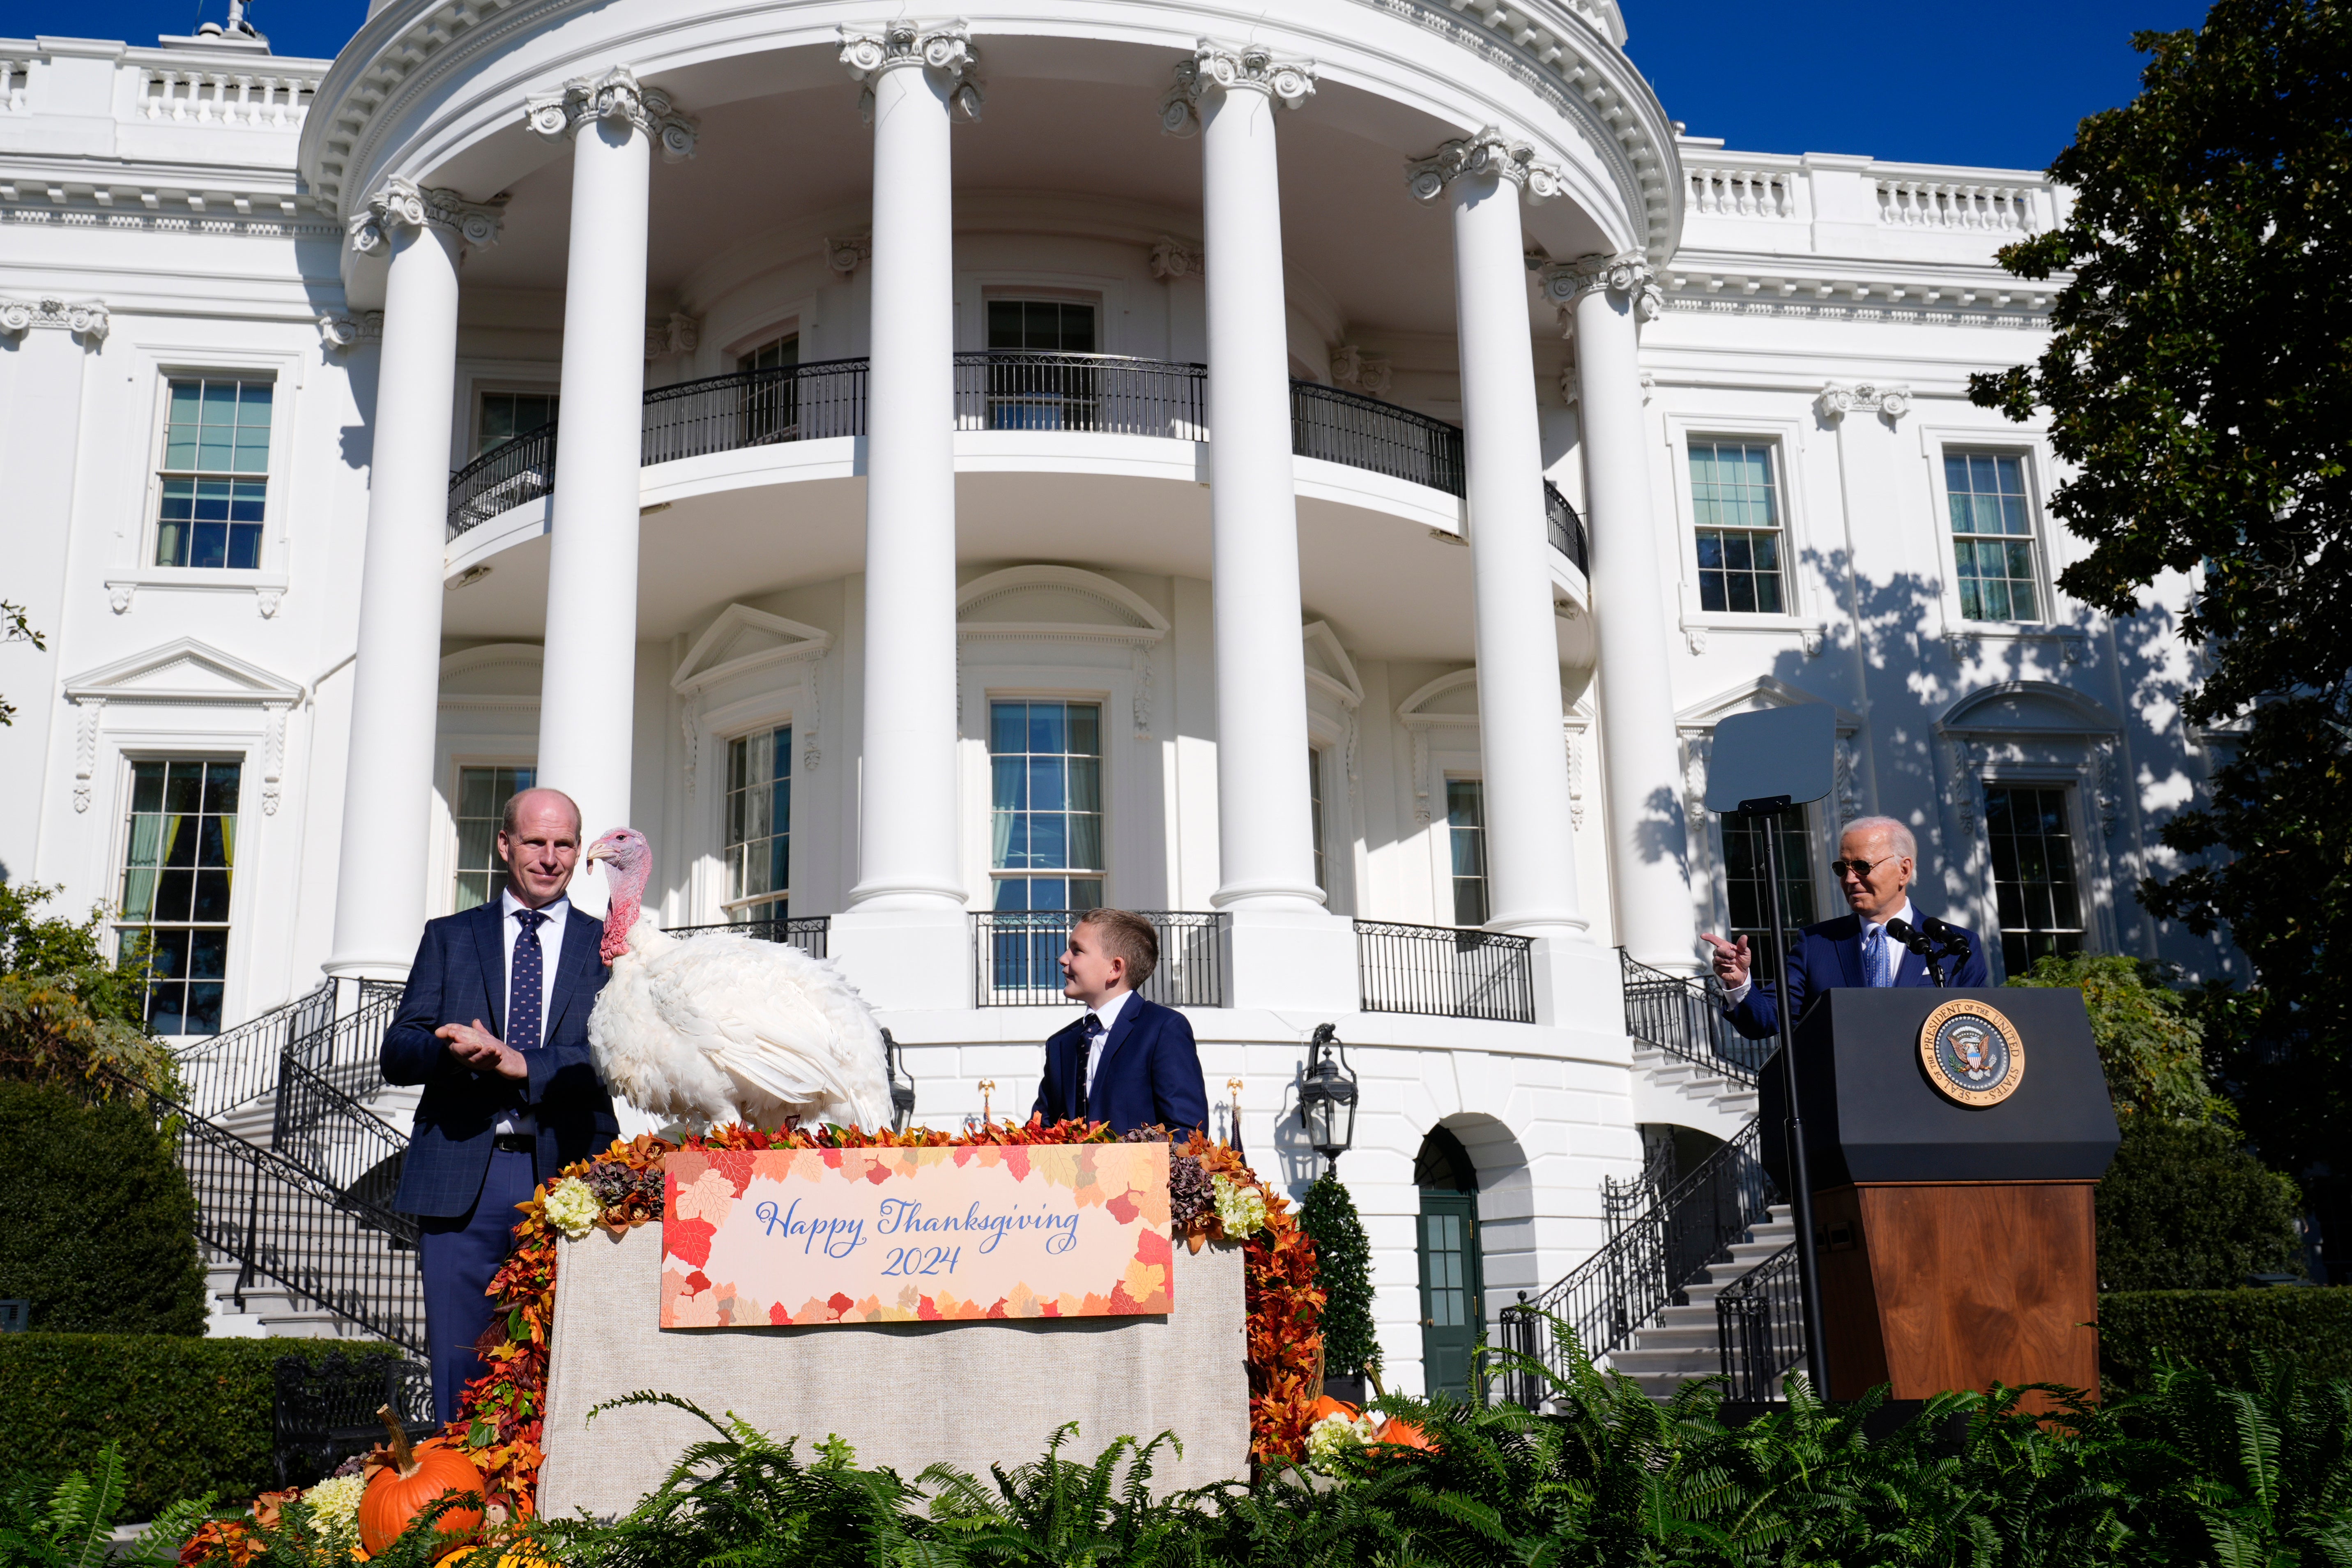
1750 801 1832 1398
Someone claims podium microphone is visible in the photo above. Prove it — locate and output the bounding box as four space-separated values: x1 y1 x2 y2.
1921 916 1973 962
1885 919 1949 988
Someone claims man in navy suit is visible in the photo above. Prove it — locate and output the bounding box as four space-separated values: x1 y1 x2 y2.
1704 814 1990 1040
1031 909 1209 1136
382 787 618 1420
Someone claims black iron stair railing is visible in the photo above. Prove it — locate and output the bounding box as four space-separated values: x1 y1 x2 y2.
1619 949 1770 1086
1716 1241 1806 1400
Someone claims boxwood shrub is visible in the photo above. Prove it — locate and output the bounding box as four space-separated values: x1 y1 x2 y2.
2099 1287 2352 1396
0 1334 387 1521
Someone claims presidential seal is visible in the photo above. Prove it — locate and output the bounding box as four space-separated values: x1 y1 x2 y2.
1918 998 2025 1108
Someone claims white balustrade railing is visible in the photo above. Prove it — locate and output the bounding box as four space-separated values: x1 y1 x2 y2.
1876 178 2040 233
0 58 29 114
140 67 317 129
1687 166 1797 219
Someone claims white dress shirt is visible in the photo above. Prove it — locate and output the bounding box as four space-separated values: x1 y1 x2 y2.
1082 988 1134 1101
492 888 570 1134
1720 899 1916 1006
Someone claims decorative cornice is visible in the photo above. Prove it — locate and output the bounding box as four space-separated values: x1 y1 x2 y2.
1816 382 1911 422
1148 236 1203 280
1329 344 1393 397
0 296 108 340
347 176 504 254
644 312 699 358
1540 250 1663 322
840 22 983 122
317 310 382 350
1406 127 1562 203
1161 41 1316 136
825 234 871 275
523 66 700 160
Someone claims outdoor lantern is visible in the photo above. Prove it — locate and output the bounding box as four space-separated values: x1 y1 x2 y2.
1297 1022 1358 1167
883 1027 917 1134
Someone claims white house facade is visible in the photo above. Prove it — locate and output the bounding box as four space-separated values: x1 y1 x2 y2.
0 0 2230 1392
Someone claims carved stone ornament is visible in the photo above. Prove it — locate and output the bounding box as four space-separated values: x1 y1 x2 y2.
826 235 872 275
0 297 110 341
840 22 983 123
1161 41 1316 136
1539 252 1665 322
1816 382 1912 423
644 312 700 358
317 311 382 350
525 66 701 161
1406 128 1563 204
1148 237 1203 280
348 177 504 255
1329 345 1393 397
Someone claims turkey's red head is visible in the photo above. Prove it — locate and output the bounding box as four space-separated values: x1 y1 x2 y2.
585 827 652 962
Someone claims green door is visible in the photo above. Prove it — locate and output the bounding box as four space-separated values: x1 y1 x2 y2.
1416 1189 1485 1400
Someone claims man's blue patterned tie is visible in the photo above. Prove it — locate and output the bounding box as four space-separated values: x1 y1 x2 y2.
511 908 548 1055
1076 1013 1106 1121
1864 921 1891 989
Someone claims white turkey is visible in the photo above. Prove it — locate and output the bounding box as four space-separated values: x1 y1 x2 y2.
582 827 893 1133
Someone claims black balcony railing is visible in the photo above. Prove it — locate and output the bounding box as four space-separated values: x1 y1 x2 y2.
953 351 1206 437
1620 950 1770 1085
1353 919 1535 1024
665 915 831 960
971 910 1227 1008
1716 1241 1806 1401
1291 380 1467 497
1504 1119 1777 1382
1544 479 1589 574
449 354 1610 559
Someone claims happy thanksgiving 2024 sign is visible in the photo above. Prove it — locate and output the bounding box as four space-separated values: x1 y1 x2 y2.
660 1142 1174 1328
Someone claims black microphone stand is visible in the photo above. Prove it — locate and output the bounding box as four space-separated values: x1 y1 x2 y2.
1740 794 1832 1399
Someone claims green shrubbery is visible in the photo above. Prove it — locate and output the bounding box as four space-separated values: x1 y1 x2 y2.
2101 1287 2352 1397
0 1335 381 1522
2097 1119 2306 1290
1296 1170 1375 1381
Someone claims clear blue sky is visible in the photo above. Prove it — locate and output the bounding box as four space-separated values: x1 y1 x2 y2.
4 0 2213 174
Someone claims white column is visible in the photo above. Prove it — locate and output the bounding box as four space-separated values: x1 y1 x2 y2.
326 183 503 977
1546 253 1696 969
527 68 698 846
1165 42 1323 913
1409 130 1586 938
840 22 978 912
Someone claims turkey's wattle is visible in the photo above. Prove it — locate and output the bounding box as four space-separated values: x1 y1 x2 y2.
581 827 893 1133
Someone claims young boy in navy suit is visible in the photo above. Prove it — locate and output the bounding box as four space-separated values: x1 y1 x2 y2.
1030 909 1209 1136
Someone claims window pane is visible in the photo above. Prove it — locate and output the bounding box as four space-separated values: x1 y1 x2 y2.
118 758 239 1036
1447 780 1488 928
1947 449 2041 623
1984 785 2081 975
722 728 791 918
451 765 534 913
1688 440 1784 618
990 701 1105 904
158 377 269 572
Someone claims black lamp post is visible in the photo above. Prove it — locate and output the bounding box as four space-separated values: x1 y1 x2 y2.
1297 1023 1358 1170
882 1027 916 1134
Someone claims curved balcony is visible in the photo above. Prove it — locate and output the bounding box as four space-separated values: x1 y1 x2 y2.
444 350 1587 571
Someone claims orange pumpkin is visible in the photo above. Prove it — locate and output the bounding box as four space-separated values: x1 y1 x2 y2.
1308 1394 1362 1425
358 1405 486 1558
1373 1416 1435 1451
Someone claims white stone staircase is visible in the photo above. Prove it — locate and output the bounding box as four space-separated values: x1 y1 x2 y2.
1629 1041 1761 1143
1602 1203 1795 1399
201 1251 382 1341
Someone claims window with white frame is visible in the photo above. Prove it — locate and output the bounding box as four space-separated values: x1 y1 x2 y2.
1309 746 1330 896
476 390 558 456
1984 785 2084 974
1945 451 2042 621
1689 439 1786 614
1724 808 1818 974
738 334 799 445
983 301 1100 431
1445 779 1488 926
725 727 793 923
453 765 534 913
155 377 272 569
989 700 1103 911
117 758 239 1035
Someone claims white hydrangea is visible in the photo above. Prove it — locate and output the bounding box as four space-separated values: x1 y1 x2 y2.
1211 1173 1267 1240
1304 1409 1375 1467
543 1174 602 1239
300 1473 366 1550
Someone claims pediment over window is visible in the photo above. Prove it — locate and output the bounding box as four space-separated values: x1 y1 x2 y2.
1675 675 1861 737
62 637 301 707
1303 621 1363 708
956 565 1169 642
1397 668 1480 723
671 605 834 695
440 642 544 701
1939 681 2120 737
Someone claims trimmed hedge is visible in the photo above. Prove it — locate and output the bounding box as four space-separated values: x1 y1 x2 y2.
2099 1287 2352 1396
0 1334 387 1521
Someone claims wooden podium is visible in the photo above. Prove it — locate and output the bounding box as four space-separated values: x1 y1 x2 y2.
1758 987 2120 1404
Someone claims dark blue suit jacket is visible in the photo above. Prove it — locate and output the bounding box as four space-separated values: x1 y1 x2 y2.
382 899 619 1218
1031 994 1209 1136
1725 911 1991 1041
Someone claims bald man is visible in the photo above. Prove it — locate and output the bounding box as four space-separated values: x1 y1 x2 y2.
382 787 619 1419
1703 814 1990 1040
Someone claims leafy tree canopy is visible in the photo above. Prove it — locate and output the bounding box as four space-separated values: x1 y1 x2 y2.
2008 952 2223 1123
0 882 170 1100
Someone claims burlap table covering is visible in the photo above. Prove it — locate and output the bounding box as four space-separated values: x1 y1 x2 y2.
534 1221 1251 1519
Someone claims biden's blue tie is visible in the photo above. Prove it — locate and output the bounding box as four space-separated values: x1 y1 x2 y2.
1864 920 1892 989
